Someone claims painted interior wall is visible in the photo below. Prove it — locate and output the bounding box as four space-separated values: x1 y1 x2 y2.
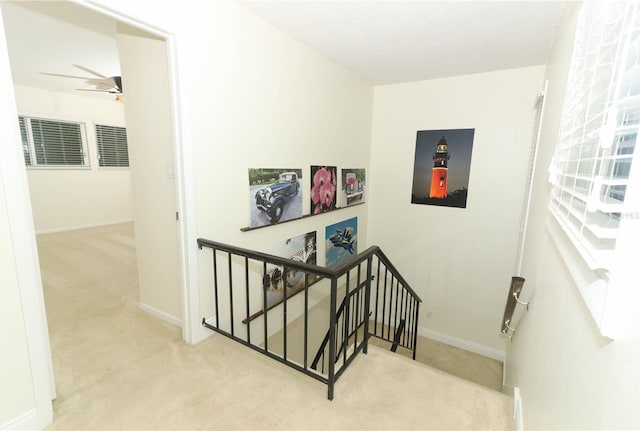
3 1 604 428
0 179 36 428
15 85 132 233
116 25 181 324
86 1 373 336
86 0 546 354
0 9 53 428
368 66 546 358
505 3 640 428
187 1 373 325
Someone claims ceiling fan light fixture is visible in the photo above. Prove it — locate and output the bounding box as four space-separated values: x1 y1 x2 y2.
41 64 122 100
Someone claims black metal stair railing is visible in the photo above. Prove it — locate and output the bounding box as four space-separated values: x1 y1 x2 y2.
310 249 422 374
309 275 370 373
197 237 422 400
390 319 406 353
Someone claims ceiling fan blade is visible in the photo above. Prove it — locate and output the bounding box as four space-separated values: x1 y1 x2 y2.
76 88 118 94
73 64 107 79
112 76 122 93
96 81 121 92
41 72 92 80
98 77 122 93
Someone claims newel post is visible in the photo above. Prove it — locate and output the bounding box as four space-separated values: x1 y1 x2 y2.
327 277 338 401
363 256 373 355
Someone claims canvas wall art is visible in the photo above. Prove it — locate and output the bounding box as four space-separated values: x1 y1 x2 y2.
325 217 358 269
246 230 318 322
341 168 366 207
410 129 475 208
249 168 303 227
310 165 337 215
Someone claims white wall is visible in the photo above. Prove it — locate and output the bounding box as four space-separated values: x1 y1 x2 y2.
2 1 579 427
368 66 545 357
0 10 53 428
15 85 132 233
0 179 36 428
117 25 181 324
506 3 640 428
83 0 373 338
184 1 373 322
0 0 379 428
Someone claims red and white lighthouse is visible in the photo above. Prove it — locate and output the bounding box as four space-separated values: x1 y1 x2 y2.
429 136 450 199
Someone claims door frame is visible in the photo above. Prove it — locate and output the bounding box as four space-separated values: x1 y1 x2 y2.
72 0 201 344
0 2 201 428
0 8 54 429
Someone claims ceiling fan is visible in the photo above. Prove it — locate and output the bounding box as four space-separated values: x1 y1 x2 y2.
41 64 123 103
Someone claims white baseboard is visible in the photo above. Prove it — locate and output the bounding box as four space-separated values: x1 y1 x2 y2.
418 327 506 362
513 386 524 430
139 302 182 328
502 352 508 387
0 409 37 431
36 219 134 235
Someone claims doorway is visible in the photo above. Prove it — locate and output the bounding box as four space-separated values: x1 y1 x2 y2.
0 1 196 426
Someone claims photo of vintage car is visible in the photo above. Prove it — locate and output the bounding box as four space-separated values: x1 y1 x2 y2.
345 172 364 204
254 171 300 224
341 168 366 207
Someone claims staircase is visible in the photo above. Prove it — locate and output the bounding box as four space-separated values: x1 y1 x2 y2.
197 237 421 400
342 344 513 428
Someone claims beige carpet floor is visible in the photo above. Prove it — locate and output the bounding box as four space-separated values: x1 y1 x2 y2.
369 335 503 392
39 223 512 430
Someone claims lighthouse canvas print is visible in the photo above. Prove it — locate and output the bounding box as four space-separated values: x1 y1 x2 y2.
411 128 475 208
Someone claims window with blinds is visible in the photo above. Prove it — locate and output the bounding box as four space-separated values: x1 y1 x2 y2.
548 1 639 272
18 116 31 166
19 116 88 167
95 124 129 167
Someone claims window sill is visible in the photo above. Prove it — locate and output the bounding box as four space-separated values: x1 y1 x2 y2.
546 213 612 338
26 165 91 171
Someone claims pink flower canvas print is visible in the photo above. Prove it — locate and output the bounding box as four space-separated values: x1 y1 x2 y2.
310 165 337 214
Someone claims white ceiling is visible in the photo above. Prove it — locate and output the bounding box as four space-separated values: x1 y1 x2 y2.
238 0 567 84
1 1 566 95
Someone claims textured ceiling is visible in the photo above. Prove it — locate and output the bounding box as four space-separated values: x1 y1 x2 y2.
1 1 566 95
238 0 566 84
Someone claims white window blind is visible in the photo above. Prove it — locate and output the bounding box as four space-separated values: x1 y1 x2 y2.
18 116 31 166
548 1 639 271
19 116 88 167
95 124 129 167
